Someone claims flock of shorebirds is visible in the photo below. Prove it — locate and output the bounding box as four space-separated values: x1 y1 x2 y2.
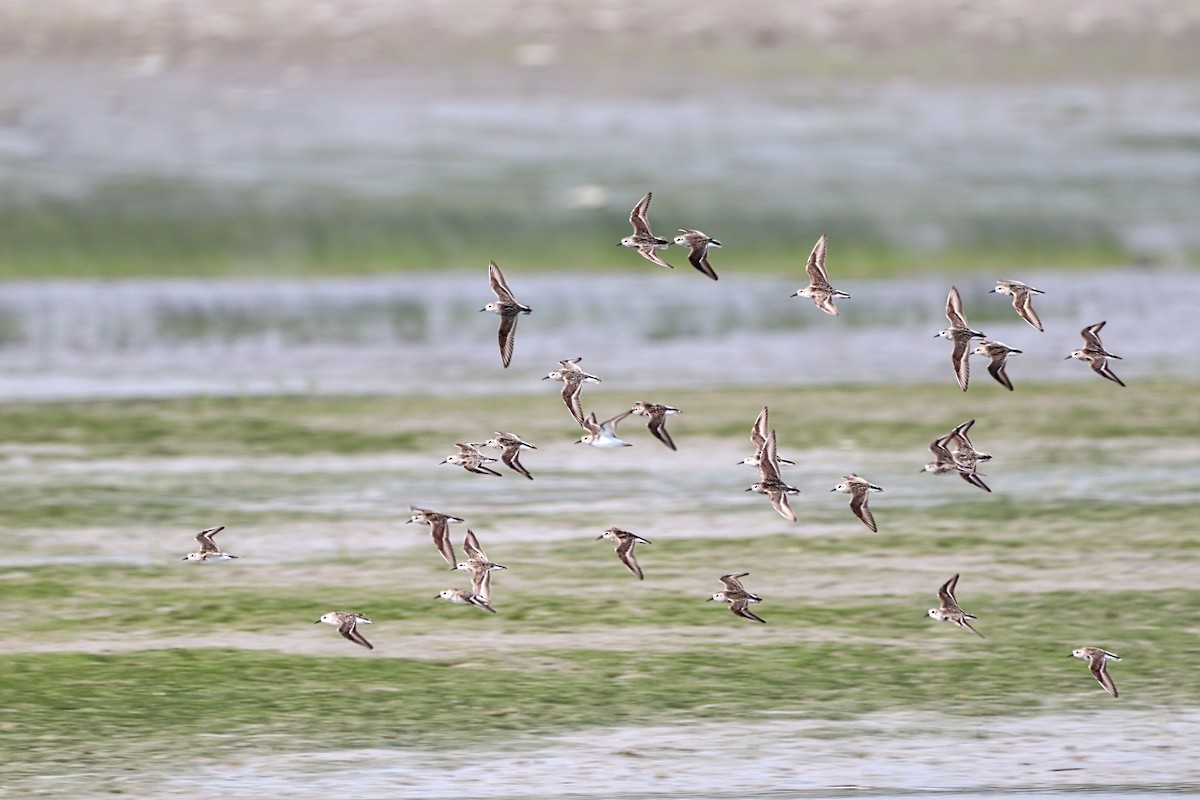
181 191 1127 699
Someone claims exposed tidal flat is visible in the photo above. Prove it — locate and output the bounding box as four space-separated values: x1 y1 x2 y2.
1 379 1199 797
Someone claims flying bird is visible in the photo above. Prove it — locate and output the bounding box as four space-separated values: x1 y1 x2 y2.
672 229 721 280
792 234 850 316
1071 646 1121 698
630 401 681 451
934 286 986 391
315 611 374 650
473 431 536 480
543 357 601 426
480 260 531 368
1067 321 1125 387
927 574 984 638
577 409 634 448
181 526 237 562
990 280 1045 332
439 442 503 476
973 340 1023 391
831 474 883 532
708 572 766 623
596 527 651 580
746 429 800 522
407 506 465 567
618 192 673 269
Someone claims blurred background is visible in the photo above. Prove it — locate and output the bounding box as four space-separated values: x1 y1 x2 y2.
1 0 1198 399
2 0 1199 278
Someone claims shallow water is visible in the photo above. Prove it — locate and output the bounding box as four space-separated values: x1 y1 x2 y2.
0 269 1195 400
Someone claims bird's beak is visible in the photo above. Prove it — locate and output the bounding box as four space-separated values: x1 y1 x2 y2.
706 597 715 602
1064 355 1073 360
313 620 321 624
478 307 487 312
932 332 942 338
828 487 837 492
988 288 997 293
541 375 551 380
615 241 623 246
181 556 189 561
438 458 449 464
595 534 606 540
789 291 799 297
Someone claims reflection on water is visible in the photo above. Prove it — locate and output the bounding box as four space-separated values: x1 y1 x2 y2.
0 269 1195 400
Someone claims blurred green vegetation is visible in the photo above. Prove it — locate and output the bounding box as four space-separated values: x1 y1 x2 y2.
0 178 1142 279
2 380 1198 784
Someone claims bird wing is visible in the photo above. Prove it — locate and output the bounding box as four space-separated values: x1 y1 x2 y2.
501 444 533 480
805 234 829 285
950 336 971 391
945 286 968 328
488 260 516 303
1090 654 1118 697
730 598 766 623
338 617 374 650
615 538 644 580
1080 321 1107 350
629 192 654 237
849 487 877 532
1014 288 1043 332
646 411 677 451
496 313 519 368
987 353 1014 391
562 376 586 426
636 242 674 269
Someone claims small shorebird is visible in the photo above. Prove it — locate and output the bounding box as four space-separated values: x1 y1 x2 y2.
738 406 796 468
407 505 464 567
927 574 983 638
990 280 1045 332
435 589 496 613
619 192 673 269
630 401 681 451
473 431 536 480
792 234 850 316
1067 321 1125 387
973 340 1022 391
935 286 986 391
454 529 507 602
921 432 991 492
596 527 651 580
747 429 800 522
543 357 601 426
948 418 992 473
708 572 765 623
315 611 374 650
831 474 883 532
480 260 531 368
182 526 237 562
440 442 503 476
672 229 721 281
577 409 634 448
1071 647 1121 698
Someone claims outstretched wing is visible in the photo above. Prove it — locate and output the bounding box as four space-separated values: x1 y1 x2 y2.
945 286 969 328
849 488 877 532
629 192 655 238
338 618 374 650
496 313 519 368
646 411 677 451
805 234 829 285
488 260 516 303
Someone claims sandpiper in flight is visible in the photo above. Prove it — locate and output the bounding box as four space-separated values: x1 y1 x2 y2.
435 589 497 613
182 526 237 562
1071 647 1121 698
708 572 766 623
543 357 601 426
1067 321 1125 386
935 286 986 391
407 505 465 567
792 234 850 316
440 442 503 476
474 431 537 480
454 529 507 603
480 260 531 368
920 430 991 492
596 527 651 580
577 409 634 448
973 340 1023 391
831 474 883 532
927 574 984 637
738 406 796 468
747 429 800 522
630 401 681 451
672 229 721 281
619 192 673 269
315 611 374 650
989 280 1045 332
